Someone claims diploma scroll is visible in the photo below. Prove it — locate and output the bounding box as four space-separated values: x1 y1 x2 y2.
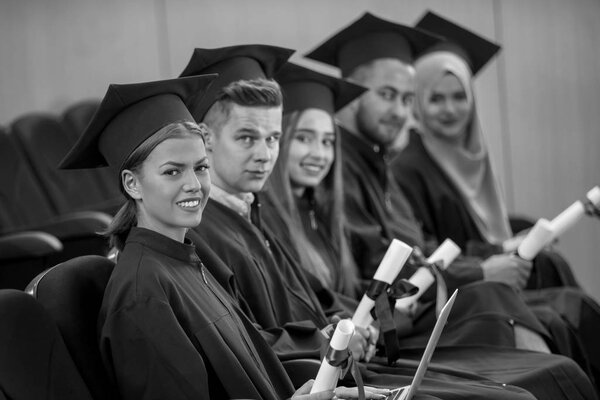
503 186 600 252
551 186 600 239
395 239 461 311
352 239 413 328
311 319 355 394
588 186 600 206
516 218 553 261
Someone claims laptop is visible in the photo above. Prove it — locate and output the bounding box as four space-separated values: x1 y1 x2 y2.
387 289 458 400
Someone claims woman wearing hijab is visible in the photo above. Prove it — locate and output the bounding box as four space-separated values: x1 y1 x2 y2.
393 11 577 288
396 50 510 253
392 10 600 393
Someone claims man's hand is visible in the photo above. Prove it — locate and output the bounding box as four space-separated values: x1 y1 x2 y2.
347 324 380 362
330 316 379 362
348 326 368 361
481 254 532 289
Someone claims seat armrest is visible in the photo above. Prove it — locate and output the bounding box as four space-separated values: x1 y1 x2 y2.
509 214 535 235
281 359 322 389
0 231 63 260
35 211 112 240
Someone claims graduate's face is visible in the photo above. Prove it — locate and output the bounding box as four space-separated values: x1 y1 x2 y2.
206 103 282 194
287 109 335 196
355 59 415 146
127 136 210 241
421 73 472 142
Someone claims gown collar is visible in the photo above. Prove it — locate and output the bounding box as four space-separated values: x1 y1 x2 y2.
125 227 199 263
209 184 255 222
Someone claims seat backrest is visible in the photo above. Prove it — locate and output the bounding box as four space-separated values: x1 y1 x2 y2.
10 113 113 215
26 255 117 400
62 100 122 209
0 230 62 290
0 289 93 400
61 99 100 142
509 214 535 235
0 126 57 232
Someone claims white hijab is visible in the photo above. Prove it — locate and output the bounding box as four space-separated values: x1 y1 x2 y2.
413 51 512 244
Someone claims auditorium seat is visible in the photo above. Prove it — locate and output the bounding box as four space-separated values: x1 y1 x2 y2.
26 255 117 400
0 127 110 286
0 289 93 399
0 230 62 289
62 99 100 142
281 359 322 389
509 214 535 235
9 113 120 215
62 99 122 208
0 125 58 231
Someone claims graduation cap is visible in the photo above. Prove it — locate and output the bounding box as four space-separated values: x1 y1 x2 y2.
415 11 501 75
59 75 217 170
179 44 295 120
275 62 368 114
304 12 442 77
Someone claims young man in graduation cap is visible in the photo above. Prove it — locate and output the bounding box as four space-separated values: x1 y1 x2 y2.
178 44 598 400
304 11 545 313
180 44 379 362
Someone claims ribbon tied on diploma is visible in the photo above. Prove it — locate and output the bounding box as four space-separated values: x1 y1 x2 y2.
311 320 366 400
395 239 461 319
584 196 600 219
368 278 418 364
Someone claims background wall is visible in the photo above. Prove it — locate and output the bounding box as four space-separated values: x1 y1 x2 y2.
1 0 599 300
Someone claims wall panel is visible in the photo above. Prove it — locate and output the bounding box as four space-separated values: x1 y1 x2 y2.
0 0 163 122
498 0 600 299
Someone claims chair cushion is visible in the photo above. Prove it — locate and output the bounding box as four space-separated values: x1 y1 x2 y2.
29 255 116 400
0 289 92 399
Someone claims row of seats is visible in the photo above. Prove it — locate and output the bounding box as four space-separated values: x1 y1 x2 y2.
0 100 123 289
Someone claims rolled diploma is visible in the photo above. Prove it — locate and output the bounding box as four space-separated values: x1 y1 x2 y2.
550 202 585 240
311 319 355 394
351 239 413 328
504 186 600 251
517 218 553 261
550 186 600 239
588 186 600 205
395 239 461 310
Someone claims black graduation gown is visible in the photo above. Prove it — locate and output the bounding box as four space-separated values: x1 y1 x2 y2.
340 127 423 277
391 130 480 251
392 130 600 390
294 193 351 294
339 126 484 291
191 198 333 360
98 227 294 400
263 192 548 348
391 130 578 288
192 198 598 400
